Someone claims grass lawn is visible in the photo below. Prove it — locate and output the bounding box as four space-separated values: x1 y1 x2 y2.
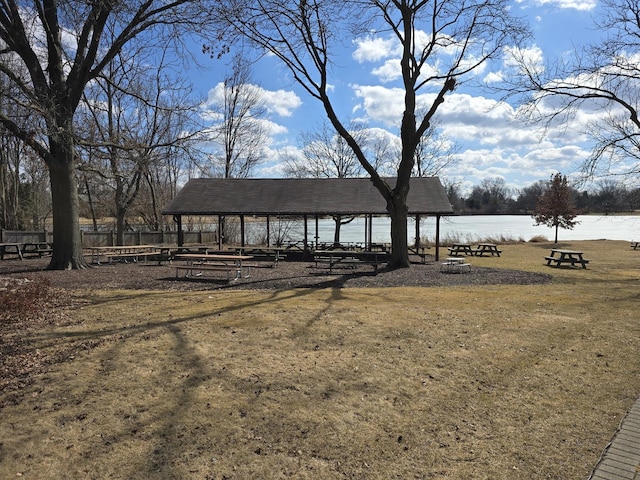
1 240 639 479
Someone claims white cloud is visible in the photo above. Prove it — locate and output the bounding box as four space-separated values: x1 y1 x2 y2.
352 85 405 126
533 0 596 10
259 88 302 117
371 60 402 83
484 71 504 83
352 36 399 62
503 45 545 74
202 82 301 118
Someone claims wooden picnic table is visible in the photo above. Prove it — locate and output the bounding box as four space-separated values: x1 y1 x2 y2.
447 243 475 256
173 253 253 281
87 245 164 264
409 245 431 264
232 246 286 267
313 250 388 274
0 242 24 260
474 243 502 257
0 242 53 260
631 241 640 250
545 249 590 269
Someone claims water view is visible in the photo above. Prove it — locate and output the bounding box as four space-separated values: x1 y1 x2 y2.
302 215 640 244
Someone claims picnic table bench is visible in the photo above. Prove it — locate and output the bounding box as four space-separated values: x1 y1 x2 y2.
0 242 23 260
545 249 590 268
409 245 431 264
474 243 502 257
447 243 476 256
440 257 471 273
0 242 53 260
174 254 253 281
631 241 640 250
233 247 286 267
88 245 165 264
313 250 387 274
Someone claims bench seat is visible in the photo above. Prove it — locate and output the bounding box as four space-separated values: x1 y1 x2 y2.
105 251 162 263
440 261 471 273
544 256 589 267
245 252 286 267
473 249 502 256
314 255 385 274
175 264 247 281
21 244 53 257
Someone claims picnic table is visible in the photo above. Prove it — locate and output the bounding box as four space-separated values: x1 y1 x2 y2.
409 245 431 264
632 241 640 250
313 250 387 274
0 242 24 260
232 246 287 267
545 249 590 268
447 243 475 256
87 245 164 264
173 253 253 281
474 243 502 257
440 257 471 273
0 242 53 260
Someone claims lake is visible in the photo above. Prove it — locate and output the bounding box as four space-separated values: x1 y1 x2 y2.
301 215 640 244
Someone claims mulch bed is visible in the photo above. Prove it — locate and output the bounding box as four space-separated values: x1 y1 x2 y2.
0 257 551 292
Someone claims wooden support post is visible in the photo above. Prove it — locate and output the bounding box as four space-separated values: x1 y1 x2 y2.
240 215 245 247
175 215 184 247
435 215 441 261
266 215 271 246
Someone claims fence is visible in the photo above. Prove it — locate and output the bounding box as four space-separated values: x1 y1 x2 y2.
0 229 217 247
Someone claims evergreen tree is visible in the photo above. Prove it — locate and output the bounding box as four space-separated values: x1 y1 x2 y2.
534 173 579 243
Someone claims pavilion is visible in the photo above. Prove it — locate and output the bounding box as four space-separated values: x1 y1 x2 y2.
162 177 454 259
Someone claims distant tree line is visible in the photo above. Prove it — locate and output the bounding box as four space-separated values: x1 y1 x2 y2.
446 177 640 215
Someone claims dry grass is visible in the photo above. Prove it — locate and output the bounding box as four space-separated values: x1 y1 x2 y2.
1 240 639 479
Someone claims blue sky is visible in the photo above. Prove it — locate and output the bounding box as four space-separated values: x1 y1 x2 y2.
192 0 608 196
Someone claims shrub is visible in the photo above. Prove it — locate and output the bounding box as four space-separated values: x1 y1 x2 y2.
528 235 549 243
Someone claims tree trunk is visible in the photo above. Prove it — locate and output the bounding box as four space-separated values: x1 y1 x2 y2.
116 209 126 246
333 215 341 244
387 193 410 269
83 174 99 232
47 156 87 269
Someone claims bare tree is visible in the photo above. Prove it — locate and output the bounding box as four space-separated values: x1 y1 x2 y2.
0 0 212 269
508 0 640 183
284 120 368 243
413 121 459 177
0 57 44 230
214 0 528 268
284 121 367 179
203 55 269 179
77 44 201 244
0 126 23 229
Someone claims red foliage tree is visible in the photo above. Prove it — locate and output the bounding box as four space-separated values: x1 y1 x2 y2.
534 173 579 243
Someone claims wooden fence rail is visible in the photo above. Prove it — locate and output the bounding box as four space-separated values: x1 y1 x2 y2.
0 229 217 248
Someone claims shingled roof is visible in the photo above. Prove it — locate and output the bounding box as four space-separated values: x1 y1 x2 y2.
162 177 453 216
